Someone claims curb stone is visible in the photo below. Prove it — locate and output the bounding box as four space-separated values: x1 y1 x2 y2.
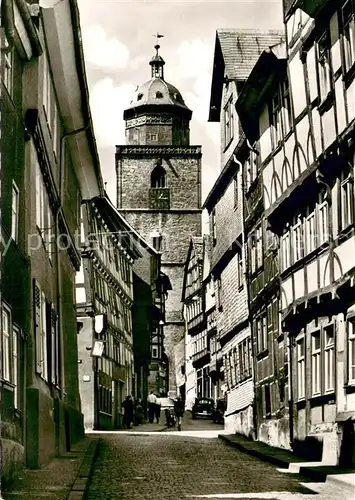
67 438 100 500
218 434 290 469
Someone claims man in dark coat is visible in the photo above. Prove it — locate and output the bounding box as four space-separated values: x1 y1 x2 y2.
122 395 134 429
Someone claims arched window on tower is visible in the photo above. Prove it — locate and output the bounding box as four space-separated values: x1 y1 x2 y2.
151 165 167 188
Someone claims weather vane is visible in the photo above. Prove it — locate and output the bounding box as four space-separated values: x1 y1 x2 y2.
153 32 164 44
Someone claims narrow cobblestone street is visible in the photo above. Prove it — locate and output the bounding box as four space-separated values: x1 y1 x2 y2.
87 428 318 500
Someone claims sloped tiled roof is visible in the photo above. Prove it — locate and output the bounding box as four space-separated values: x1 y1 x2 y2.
217 28 285 81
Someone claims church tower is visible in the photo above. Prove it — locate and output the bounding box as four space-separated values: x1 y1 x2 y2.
116 42 202 393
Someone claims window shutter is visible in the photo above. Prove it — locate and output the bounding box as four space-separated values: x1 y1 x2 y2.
33 279 42 374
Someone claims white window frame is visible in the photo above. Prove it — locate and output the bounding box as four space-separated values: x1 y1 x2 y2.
13 325 20 408
224 97 234 148
340 171 354 232
296 334 305 399
256 226 263 269
3 36 14 95
2 306 11 382
317 31 332 102
341 0 355 72
292 219 303 263
305 211 316 254
318 201 328 245
281 230 291 272
270 91 282 147
324 324 335 392
11 181 19 242
282 77 292 135
348 319 355 384
311 329 321 395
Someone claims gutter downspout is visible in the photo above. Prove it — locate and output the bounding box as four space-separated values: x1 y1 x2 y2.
56 125 89 401
1 0 15 52
15 0 42 56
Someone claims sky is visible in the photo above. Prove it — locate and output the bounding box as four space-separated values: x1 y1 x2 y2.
77 0 284 210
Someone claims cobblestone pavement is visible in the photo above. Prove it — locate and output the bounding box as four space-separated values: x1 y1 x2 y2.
87 433 322 500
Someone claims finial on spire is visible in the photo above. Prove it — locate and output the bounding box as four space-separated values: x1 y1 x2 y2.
149 33 165 79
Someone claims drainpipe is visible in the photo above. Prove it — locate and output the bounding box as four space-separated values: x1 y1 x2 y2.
1 0 15 53
56 125 89 400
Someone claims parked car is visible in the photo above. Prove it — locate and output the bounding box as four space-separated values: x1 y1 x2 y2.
192 397 215 419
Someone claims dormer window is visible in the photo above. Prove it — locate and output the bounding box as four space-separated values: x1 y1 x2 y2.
137 93 143 101
151 165 166 188
156 91 163 98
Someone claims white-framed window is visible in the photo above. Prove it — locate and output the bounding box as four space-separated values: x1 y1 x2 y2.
36 160 45 230
245 148 260 191
11 181 19 242
256 226 263 269
42 52 59 157
224 97 234 148
341 0 355 72
311 330 321 395
317 30 332 102
270 92 282 147
318 201 328 244
13 325 20 408
4 48 14 96
348 319 355 383
292 220 303 263
2 307 11 382
305 212 316 254
339 169 354 231
281 230 291 271
256 314 267 352
324 324 335 392
296 334 305 399
33 281 48 381
282 76 292 135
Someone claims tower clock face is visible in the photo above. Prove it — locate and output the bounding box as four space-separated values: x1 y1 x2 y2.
150 188 170 209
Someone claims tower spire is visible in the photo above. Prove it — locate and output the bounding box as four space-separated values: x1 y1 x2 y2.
150 33 165 79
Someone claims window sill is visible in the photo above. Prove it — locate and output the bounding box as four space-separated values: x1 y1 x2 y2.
335 224 355 245
256 348 268 361
295 398 306 409
317 91 334 115
309 392 335 407
345 383 355 394
343 61 355 89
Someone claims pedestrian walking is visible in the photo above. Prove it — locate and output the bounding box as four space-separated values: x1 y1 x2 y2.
147 391 157 423
134 398 144 425
174 395 184 431
122 395 134 429
154 394 161 423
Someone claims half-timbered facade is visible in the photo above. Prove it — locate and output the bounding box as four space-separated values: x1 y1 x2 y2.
237 0 355 465
182 237 206 410
76 196 141 430
205 30 284 436
236 39 290 449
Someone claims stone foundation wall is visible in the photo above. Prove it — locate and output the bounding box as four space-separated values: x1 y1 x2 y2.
258 416 290 450
224 405 254 438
